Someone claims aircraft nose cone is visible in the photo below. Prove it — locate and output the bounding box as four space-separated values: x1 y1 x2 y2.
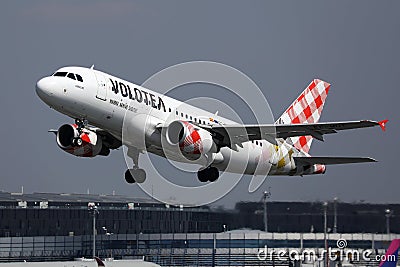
36 77 53 99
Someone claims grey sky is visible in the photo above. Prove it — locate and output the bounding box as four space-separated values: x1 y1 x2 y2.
0 1 399 208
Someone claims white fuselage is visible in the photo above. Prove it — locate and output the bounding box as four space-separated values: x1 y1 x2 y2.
36 66 306 176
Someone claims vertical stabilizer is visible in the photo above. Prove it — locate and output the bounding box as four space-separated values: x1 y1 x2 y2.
276 79 330 153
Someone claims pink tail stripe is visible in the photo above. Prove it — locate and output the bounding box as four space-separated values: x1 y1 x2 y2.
379 239 400 267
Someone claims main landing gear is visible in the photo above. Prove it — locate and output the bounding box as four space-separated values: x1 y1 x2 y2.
197 166 219 183
124 147 219 184
125 147 147 184
125 168 146 184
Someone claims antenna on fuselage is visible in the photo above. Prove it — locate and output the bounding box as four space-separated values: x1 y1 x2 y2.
90 64 94 70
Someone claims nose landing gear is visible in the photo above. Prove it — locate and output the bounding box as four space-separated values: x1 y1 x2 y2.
72 138 83 146
71 118 87 147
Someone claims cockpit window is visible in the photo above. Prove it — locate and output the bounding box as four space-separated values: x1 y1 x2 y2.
53 71 83 82
67 73 76 80
76 74 83 82
53 72 67 77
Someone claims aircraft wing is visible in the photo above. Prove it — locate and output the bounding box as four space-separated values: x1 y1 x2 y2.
94 129 122 149
293 156 377 165
209 120 387 147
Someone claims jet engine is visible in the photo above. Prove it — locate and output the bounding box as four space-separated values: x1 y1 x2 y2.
166 120 216 155
56 124 108 157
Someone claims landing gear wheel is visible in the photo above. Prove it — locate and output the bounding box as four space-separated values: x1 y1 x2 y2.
125 170 135 184
197 170 209 182
197 167 219 183
125 168 146 184
208 167 219 182
72 138 83 146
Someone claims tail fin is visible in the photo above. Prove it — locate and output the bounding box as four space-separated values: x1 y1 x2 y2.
276 79 331 153
380 239 400 267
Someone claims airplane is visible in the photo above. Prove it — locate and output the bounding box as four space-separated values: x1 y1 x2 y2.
35 66 387 184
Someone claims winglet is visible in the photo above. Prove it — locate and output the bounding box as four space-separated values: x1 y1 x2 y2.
378 119 389 131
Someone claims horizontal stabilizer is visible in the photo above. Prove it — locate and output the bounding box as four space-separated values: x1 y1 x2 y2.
294 156 377 165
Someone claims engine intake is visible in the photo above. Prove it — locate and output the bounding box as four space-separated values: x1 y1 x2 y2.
57 124 80 149
56 124 106 157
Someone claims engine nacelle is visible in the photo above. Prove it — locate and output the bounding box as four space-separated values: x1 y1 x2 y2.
166 120 216 155
56 124 105 157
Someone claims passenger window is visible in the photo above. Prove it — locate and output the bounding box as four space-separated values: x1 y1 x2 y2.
169 108 171 112
176 111 178 115
76 74 83 82
181 113 183 117
194 118 197 122
53 72 67 77
190 116 192 120
185 114 188 119
67 73 76 80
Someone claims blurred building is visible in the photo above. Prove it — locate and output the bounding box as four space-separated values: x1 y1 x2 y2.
0 192 399 237
235 201 400 233
0 191 399 264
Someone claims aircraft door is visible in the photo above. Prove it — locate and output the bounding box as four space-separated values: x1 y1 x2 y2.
95 73 107 101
